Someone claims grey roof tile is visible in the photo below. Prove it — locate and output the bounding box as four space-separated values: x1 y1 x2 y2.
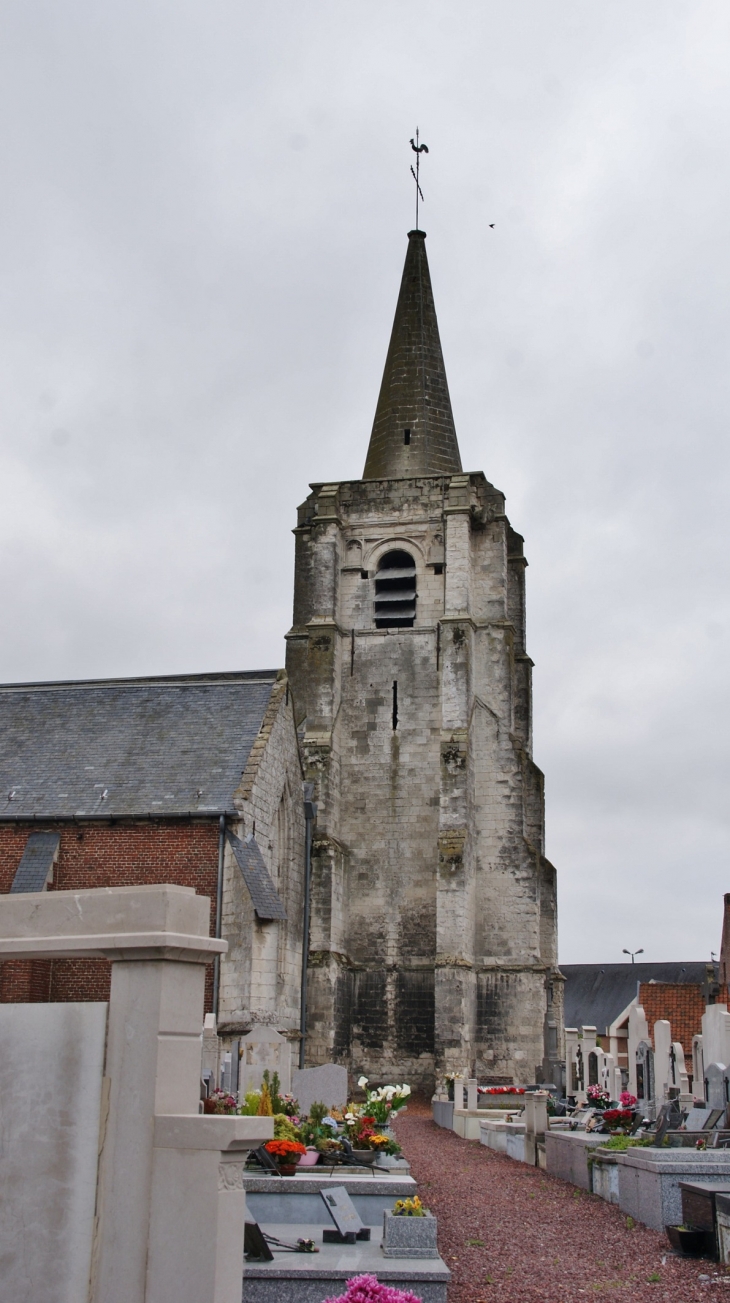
227 830 286 920
10 831 60 892
0 670 279 819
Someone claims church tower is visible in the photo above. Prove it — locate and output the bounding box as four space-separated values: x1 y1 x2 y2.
286 230 563 1089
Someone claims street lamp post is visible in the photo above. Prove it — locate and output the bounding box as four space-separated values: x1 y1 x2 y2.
623 948 644 964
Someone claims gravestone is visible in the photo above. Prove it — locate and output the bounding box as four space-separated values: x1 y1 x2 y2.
292 1063 348 1116
636 1040 654 1105
686 1106 715 1132
466 1078 478 1111
240 1024 291 1096
320 1186 370 1244
705 1062 729 1113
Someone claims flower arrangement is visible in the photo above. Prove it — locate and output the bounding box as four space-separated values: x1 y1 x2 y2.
586 1085 611 1109
619 1091 637 1109
203 1089 238 1115
323 1274 422 1303
264 1139 307 1164
346 1114 401 1155
478 1086 525 1096
357 1078 411 1124
602 1108 634 1133
393 1196 426 1217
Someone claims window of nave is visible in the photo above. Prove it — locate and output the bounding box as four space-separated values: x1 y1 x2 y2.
374 549 417 628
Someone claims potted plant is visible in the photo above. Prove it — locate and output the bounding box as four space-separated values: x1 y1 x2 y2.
202 1088 238 1115
357 1078 411 1128
586 1085 611 1110
665 1224 717 1258
382 1196 439 1258
345 1114 402 1163
264 1139 307 1175
602 1108 634 1135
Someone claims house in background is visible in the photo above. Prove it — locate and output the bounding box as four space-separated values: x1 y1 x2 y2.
562 961 722 1094
0 668 306 1061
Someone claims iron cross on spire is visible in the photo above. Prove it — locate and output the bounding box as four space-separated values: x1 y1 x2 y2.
410 128 428 230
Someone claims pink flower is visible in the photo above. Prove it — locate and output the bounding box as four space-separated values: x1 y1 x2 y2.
323 1274 422 1303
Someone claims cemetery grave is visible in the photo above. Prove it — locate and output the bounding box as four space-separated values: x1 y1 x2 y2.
395 1098 725 1303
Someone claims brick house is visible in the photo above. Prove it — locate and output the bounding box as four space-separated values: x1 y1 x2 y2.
0 668 306 1054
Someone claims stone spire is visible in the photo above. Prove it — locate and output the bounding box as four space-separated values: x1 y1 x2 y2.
362 230 462 480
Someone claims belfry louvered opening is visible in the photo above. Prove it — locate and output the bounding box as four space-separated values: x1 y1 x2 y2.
374 550 417 628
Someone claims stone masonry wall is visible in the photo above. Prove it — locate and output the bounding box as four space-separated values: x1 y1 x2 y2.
218 675 306 1060
286 471 560 1091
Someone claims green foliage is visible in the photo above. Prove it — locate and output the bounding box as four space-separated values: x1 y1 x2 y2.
257 1083 273 1116
238 1091 262 1116
601 1136 653 1151
274 1114 301 1141
262 1069 285 1115
309 1100 328 1126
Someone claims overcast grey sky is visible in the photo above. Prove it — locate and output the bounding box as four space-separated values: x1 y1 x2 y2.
1 1 728 964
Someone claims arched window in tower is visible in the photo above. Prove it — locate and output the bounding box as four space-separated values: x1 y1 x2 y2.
374 550 417 628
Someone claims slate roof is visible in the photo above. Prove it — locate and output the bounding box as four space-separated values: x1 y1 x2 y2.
562 962 709 1035
227 830 286 920
0 670 280 819
10 831 59 891
362 230 462 480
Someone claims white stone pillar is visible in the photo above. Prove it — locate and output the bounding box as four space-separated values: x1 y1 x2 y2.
653 1019 672 1102
466 1078 478 1111
0 886 273 1303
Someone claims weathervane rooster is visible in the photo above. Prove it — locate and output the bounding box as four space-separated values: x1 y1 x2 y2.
410 128 428 230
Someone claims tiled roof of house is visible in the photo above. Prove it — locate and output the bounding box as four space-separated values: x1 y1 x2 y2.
0 670 281 819
639 981 728 1062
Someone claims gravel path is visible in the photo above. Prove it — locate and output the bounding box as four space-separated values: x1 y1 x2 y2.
392 1102 729 1303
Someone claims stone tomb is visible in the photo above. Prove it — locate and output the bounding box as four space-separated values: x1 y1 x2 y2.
243 1171 450 1302
617 1148 730 1231
0 886 273 1303
0 1002 108 1303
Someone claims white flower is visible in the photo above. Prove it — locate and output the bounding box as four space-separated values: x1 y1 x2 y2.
401 1084 411 1097
345 1112 355 1122
358 1076 368 1089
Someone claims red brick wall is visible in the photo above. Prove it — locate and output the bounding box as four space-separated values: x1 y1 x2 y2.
639 982 728 1062
0 821 219 1009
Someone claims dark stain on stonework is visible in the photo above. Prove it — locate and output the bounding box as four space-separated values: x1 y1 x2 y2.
396 970 435 1054
353 969 388 1048
440 743 466 771
452 625 466 647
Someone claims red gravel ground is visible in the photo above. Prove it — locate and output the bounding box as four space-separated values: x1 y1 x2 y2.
392 1101 730 1303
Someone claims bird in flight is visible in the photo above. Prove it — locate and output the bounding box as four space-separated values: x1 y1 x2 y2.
489 223 495 228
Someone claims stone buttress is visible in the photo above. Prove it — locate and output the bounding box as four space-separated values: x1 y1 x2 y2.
286 230 563 1089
